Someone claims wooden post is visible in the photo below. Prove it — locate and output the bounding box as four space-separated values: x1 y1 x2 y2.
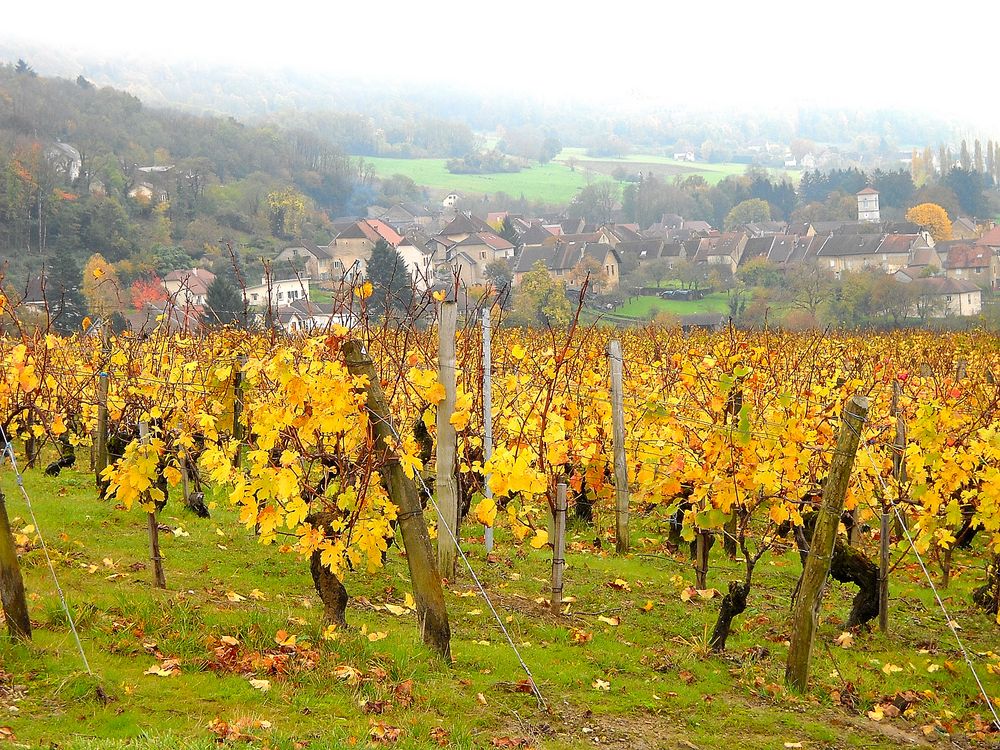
551 483 567 611
785 395 869 692
0 490 31 640
695 531 709 589
609 339 629 554
878 512 891 633
138 422 167 589
343 340 451 659
482 308 494 554
232 355 247 467
436 302 459 580
891 381 908 537
95 371 110 496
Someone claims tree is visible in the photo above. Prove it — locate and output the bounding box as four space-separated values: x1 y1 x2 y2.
365 239 412 317
14 59 35 76
724 198 771 231
906 203 952 242
570 182 620 223
960 140 972 171
202 275 245 327
82 253 123 319
509 262 571 328
129 274 168 310
944 168 987 217
42 258 85 334
783 262 834 318
484 259 513 294
975 140 984 174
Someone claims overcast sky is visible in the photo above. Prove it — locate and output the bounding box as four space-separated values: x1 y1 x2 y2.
2 0 996 128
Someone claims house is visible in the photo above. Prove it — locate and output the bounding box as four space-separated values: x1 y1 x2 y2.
127 301 204 334
951 217 979 240
739 236 775 266
328 219 404 280
694 231 747 273
815 234 890 276
163 269 216 306
274 243 337 281
513 241 622 291
44 142 81 183
438 231 516 287
270 299 358 334
909 277 983 317
396 232 436 291
438 213 493 243
244 276 311 309
942 243 997 288
378 203 434 233
975 226 1000 254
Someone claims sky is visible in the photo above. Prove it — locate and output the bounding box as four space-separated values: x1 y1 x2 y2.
2 0 997 127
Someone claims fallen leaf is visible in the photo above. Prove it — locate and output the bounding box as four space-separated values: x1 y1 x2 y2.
608 578 631 592
592 678 610 691
248 589 267 601
476 692 488 705
882 663 903 675
384 603 407 616
226 591 246 603
368 631 388 642
640 600 654 612
835 632 854 649
249 678 270 692
597 615 620 626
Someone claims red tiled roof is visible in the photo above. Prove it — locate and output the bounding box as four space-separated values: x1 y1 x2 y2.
944 244 991 269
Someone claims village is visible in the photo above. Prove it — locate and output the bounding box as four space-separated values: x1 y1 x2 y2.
147 185 992 333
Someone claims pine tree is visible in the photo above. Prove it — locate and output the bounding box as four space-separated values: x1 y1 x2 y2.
365 239 413 318
202 275 245 327
974 139 984 173
939 144 948 176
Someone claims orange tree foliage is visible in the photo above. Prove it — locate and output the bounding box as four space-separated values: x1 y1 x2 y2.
906 203 953 242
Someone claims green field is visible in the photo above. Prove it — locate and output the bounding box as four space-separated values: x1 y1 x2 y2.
1 453 998 749
614 292 730 319
358 156 595 205
357 150 801 206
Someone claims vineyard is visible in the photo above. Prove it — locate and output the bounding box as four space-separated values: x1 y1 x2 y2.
0 301 999 749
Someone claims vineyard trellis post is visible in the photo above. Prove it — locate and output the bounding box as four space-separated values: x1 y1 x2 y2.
785 395 869 692
0 488 31 640
482 308 494 554
436 301 459 580
232 354 247 467
95 373 110 496
343 340 452 659
609 339 629 554
138 421 167 589
881 380 907 633
551 482 567 611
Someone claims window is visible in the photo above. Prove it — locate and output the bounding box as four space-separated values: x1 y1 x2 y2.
277 291 284 300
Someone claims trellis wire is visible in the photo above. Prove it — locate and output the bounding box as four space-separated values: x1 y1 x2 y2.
0 426 93 676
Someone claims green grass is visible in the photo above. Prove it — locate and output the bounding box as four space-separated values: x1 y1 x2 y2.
357 150 801 205
613 292 730 319
0 453 998 748
357 156 597 205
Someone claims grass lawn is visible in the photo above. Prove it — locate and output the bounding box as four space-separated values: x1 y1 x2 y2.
0 453 998 749
356 150 800 206
614 292 730 319
357 157 598 205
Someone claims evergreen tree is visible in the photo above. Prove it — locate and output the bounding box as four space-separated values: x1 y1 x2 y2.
960 140 972 171
938 144 948 177
974 139 984 173
202 275 245 327
365 239 412 317
43 258 85 334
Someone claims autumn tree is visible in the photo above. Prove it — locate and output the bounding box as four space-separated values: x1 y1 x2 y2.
724 198 771 231
129 274 168 310
509 261 571 328
267 188 306 238
906 203 952 242
82 253 123 319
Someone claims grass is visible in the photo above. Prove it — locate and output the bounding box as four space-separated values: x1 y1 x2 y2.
613 292 730 319
356 150 801 205
0 453 998 748
357 156 596 205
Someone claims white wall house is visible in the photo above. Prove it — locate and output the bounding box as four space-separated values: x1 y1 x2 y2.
244 276 311 309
